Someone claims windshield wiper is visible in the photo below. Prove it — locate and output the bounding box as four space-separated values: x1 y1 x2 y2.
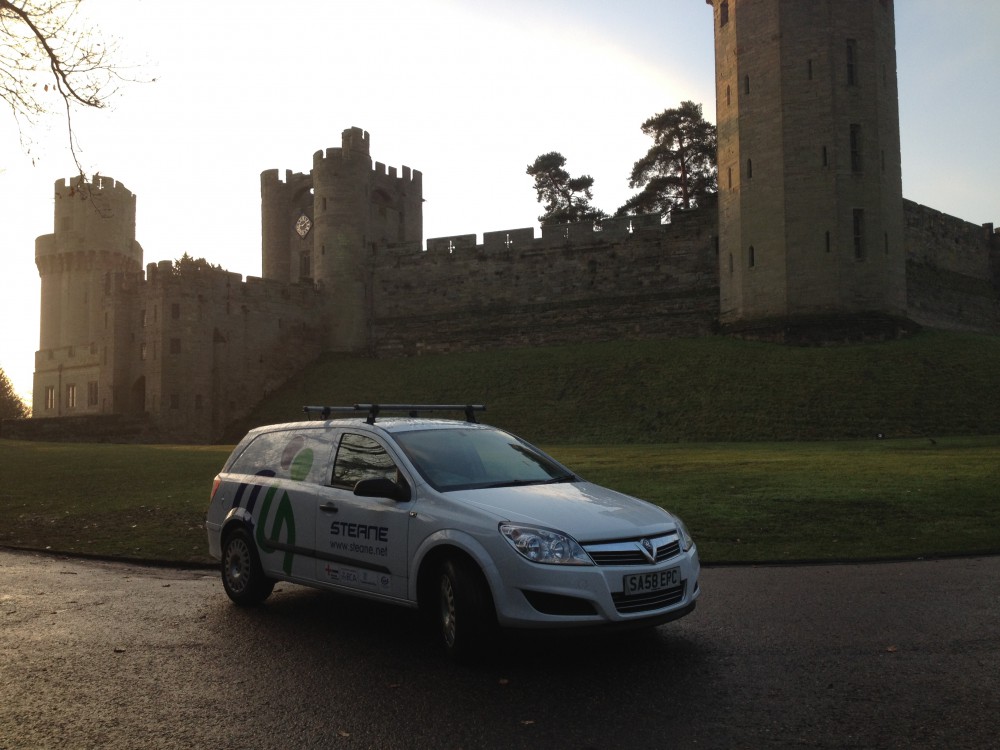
543 473 577 484
481 474 576 489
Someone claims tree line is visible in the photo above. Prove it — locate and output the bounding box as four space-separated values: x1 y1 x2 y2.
526 101 717 226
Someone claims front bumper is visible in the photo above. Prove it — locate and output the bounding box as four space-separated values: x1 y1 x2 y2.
488 545 701 629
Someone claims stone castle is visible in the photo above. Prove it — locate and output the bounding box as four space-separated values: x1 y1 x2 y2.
18 0 1000 442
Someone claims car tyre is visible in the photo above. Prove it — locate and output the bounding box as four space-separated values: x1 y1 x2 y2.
221 528 275 605
436 557 496 661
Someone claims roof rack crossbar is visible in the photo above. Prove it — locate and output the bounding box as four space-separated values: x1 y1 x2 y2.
302 404 486 424
302 405 364 420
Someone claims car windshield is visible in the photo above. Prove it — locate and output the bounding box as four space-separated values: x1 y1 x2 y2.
392 427 575 491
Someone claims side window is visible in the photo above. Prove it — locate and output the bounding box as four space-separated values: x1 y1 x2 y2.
332 433 399 489
230 430 327 483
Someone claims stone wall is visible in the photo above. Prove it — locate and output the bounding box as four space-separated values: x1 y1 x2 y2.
29 257 330 443
1 413 154 443
371 203 720 356
903 200 999 334
126 262 330 442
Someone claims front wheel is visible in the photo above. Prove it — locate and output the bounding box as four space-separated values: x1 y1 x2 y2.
436 557 496 661
221 528 274 605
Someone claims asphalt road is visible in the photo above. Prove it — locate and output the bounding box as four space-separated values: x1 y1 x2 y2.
1 549 998 749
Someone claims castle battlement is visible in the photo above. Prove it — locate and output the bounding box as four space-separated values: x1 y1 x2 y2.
136 262 323 307
260 168 310 186
313 127 371 165
372 161 422 186
419 213 671 256
54 174 132 196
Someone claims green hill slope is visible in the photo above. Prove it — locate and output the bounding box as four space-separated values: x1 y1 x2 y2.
231 331 1000 443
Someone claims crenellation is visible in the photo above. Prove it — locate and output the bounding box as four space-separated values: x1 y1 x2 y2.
483 228 535 251
426 235 477 253
261 168 308 185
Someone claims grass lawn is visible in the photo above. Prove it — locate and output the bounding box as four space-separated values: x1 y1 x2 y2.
1 436 997 565
549 437 1000 563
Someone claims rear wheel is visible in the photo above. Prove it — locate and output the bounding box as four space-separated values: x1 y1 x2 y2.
221 528 274 605
435 557 495 661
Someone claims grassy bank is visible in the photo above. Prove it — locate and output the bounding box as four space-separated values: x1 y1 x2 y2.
230 331 1000 444
2 437 997 565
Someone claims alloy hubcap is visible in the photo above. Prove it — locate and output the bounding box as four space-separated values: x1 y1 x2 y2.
440 575 457 647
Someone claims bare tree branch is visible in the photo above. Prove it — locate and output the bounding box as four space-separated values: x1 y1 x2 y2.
1 0 130 171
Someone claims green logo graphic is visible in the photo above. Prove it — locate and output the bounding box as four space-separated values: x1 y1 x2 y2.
256 486 297 575
254 436 315 575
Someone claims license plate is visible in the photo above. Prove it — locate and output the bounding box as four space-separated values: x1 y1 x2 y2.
623 567 681 596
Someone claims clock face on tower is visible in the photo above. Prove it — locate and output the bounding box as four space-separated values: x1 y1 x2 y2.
295 213 312 239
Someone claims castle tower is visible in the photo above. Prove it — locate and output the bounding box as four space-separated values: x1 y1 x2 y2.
260 168 314 283
33 176 142 416
260 127 423 351
706 0 906 330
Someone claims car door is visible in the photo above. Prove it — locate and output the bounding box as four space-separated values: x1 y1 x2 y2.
313 431 413 600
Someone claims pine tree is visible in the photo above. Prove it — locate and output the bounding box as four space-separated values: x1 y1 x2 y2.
617 101 717 218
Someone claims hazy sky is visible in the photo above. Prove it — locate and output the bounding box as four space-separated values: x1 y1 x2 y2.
2 0 997 401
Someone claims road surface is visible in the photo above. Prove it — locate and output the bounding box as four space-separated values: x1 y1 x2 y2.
1 549 998 749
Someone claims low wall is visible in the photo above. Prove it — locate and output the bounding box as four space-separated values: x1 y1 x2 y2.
1 414 156 443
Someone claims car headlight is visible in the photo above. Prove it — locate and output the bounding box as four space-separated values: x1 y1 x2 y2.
674 515 695 552
499 524 592 566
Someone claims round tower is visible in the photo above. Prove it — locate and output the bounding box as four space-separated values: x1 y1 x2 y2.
311 127 375 351
706 0 906 330
35 175 143 351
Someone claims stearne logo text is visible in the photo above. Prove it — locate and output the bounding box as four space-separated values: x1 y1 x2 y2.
329 521 388 542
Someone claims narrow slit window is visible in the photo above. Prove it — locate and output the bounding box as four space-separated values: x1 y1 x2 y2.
846 39 858 86
853 209 866 260
850 124 863 173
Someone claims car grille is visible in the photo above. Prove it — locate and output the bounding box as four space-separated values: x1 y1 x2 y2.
583 534 681 567
612 580 686 614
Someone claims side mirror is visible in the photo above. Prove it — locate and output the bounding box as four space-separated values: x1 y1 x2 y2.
354 477 410 502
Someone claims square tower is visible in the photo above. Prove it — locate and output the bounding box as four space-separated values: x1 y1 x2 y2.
706 0 906 328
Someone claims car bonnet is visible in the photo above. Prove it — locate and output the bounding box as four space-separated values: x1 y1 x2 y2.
443 481 675 541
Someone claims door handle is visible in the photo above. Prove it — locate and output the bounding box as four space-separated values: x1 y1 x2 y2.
319 502 338 513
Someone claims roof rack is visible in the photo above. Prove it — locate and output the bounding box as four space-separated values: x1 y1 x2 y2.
302 403 486 425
